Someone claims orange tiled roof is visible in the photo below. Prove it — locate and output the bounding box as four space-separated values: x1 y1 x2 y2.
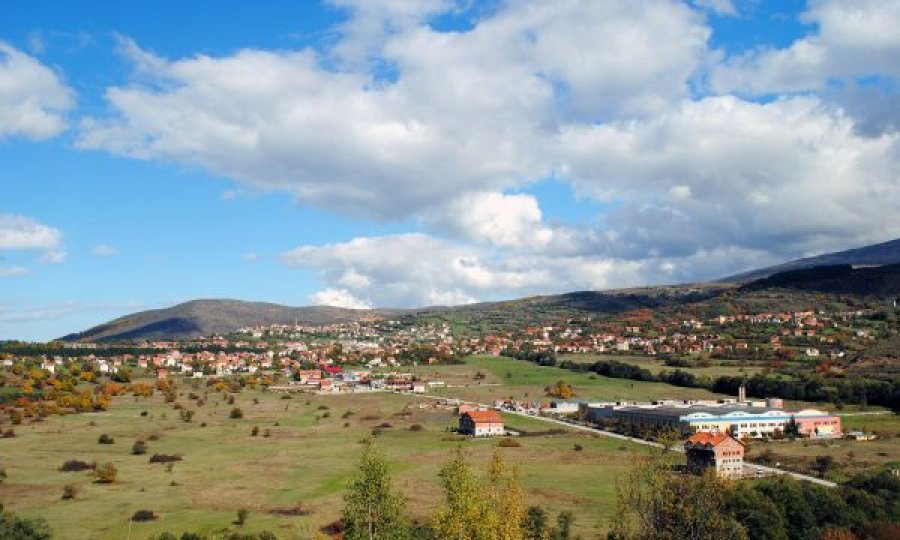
465 410 503 424
686 432 742 447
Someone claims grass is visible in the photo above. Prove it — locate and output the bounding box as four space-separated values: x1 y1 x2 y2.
409 355 730 403
558 353 768 378
0 379 651 539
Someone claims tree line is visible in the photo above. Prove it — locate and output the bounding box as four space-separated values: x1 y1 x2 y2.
502 349 900 410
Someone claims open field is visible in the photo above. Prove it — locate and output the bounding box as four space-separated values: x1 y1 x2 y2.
410 355 734 403
558 353 768 378
0 381 651 539
745 412 900 481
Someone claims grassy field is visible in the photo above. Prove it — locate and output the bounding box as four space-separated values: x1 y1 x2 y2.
558 353 767 378
0 380 652 539
409 355 730 403
745 412 900 481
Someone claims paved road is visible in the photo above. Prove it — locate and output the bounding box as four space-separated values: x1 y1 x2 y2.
421 393 838 488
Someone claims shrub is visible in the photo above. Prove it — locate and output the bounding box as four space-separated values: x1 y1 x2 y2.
573 443 583 452
98 434 115 444
252 398 259 405
131 510 158 522
147 433 161 441
61 484 77 500
376 422 393 429
59 460 94 472
317 405 329 411
179 409 194 423
263 429 271 438
140 411 149 417
409 424 424 432
230 407 243 419
0 467 7 483
235 508 249 526
280 394 292 400
132 439 148 455
251 426 259 437
148 454 182 464
200 422 207 428
497 438 521 448
93 462 117 483
2 429 16 438
341 410 354 419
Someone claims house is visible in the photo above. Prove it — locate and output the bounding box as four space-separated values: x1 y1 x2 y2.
459 410 505 437
156 368 168 380
411 382 427 393
684 432 745 479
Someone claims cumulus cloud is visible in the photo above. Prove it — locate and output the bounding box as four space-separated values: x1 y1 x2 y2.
70 1 900 306
0 43 74 140
283 233 664 308
558 96 900 259
0 214 61 250
713 0 900 94
308 288 372 309
0 266 28 277
424 192 556 250
91 243 117 257
77 1 708 221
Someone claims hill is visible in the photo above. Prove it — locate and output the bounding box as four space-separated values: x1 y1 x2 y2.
63 285 731 342
60 299 406 342
740 264 900 296
721 237 900 282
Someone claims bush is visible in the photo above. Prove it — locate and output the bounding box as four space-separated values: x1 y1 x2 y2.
251 426 259 437
93 462 117 483
235 508 249 526
140 410 149 417
132 439 148 455
573 443 583 451
497 438 521 448
179 409 194 423
131 510 158 522
148 454 182 464
409 424 424 432
2 429 16 438
59 460 94 472
61 484 77 500
98 434 115 445
230 407 244 419
0 467 6 483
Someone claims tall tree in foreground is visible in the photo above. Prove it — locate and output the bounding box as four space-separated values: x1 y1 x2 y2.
342 439 411 540
608 448 747 540
432 447 526 540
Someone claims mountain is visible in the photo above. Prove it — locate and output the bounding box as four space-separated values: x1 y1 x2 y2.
63 284 730 342
60 299 406 342
721 238 900 282
740 263 900 296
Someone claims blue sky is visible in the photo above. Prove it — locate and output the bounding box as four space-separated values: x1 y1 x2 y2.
2 0 900 340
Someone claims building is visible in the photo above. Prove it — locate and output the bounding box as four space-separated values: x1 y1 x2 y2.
589 403 841 439
684 432 745 479
459 410 504 437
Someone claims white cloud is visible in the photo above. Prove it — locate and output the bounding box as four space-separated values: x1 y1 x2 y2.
308 287 372 309
0 214 61 250
0 43 74 140
712 0 900 94
558 95 900 259
77 2 709 220
424 192 556 250
91 243 117 257
39 249 67 265
283 233 655 308
0 266 28 277
242 251 260 262
691 0 738 16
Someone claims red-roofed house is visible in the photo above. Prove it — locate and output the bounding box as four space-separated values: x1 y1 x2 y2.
684 433 744 479
459 410 504 437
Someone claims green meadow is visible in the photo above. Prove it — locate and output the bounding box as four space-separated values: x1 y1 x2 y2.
0 376 650 539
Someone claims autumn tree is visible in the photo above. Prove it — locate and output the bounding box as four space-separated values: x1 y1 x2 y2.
609 449 747 540
546 380 574 399
433 447 525 540
342 439 410 540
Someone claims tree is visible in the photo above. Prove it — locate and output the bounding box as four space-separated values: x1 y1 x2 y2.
523 506 550 540
546 380 574 399
93 462 117 484
0 507 51 540
342 440 410 540
609 450 747 540
552 511 574 540
433 447 525 540
432 447 484 540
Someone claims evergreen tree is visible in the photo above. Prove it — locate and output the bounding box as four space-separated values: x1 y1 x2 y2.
523 506 550 540
342 440 411 540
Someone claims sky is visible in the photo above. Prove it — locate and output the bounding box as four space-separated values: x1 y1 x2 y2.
2 0 900 341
